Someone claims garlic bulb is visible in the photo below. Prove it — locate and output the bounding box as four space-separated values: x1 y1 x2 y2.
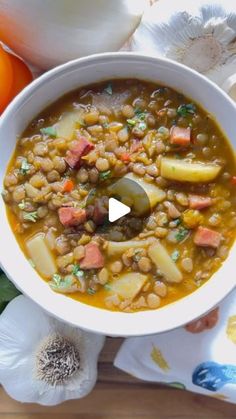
130 0 236 86
0 0 148 69
0 295 105 405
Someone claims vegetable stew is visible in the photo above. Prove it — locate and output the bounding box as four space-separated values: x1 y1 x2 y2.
2 79 236 312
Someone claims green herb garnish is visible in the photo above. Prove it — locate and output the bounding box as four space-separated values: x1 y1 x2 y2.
171 250 180 262
133 250 142 262
103 122 109 129
52 273 62 286
175 227 189 242
99 170 111 181
18 200 26 210
172 218 181 227
127 118 136 126
138 121 147 131
134 108 147 121
87 287 96 295
72 264 85 279
40 126 57 137
104 283 112 291
23 211 38 223
20 159 30 175
177 104 196 117
104 83 113 95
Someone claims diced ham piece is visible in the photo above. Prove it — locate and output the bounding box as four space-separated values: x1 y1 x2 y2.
80 242 105 269
58 207 86 227
93 200 108 225
65 136 94 168
194 226 222 249
170 126 191 146
189 195 212 210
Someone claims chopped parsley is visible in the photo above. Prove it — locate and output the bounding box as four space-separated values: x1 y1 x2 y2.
20 159 30 175
87 287 96 295
103 122 109 129
52 273 62 286
175 227 189 242
18 200 26 210
171 250 180 262
127 118 136 126
138 121 147 131
72 264 85 279
99 170 111 181
134 108 147 121
104 283 112 291
133 250 142 262
158 126 169 139
40 126 57 137
72 264 80 275
172 218 181 227
177 104 196 117
104 83 113 95
23 211 38 223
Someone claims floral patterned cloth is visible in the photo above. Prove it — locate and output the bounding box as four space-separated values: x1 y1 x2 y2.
114 292 236 403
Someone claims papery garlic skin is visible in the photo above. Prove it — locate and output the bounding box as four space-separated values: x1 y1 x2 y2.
130 0 236 86
0 0 148 69
0 295 105 406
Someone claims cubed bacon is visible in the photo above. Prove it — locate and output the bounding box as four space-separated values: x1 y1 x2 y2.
194 226 222 249
93 200 108 225
189 195 212 210
58 207 86 227
170 126 191 146
65 136 94 168
80 242 105 269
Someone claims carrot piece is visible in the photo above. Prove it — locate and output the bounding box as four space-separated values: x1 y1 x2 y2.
231 176 236 185
120 152 131 163
63 179 74 192
170 126 191 146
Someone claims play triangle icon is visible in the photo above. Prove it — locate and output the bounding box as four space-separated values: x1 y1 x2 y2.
108 197 131 222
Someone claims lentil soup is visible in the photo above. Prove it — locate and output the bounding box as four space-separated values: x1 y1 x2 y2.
3 79 236 312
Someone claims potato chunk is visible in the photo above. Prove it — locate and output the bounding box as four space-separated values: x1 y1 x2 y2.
107 239 153 257
148 241 183 283
26 233 57 278
56 110 84 140
110 272 148 300
161 158 221 183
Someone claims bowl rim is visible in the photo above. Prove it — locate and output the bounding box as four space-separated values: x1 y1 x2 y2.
0 51 236 337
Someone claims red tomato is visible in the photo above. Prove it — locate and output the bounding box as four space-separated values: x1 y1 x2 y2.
0 44 13 113
8 53 33 99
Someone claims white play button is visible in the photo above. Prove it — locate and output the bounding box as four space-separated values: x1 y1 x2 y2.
108 197 131 223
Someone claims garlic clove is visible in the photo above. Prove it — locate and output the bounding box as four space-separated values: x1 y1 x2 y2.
130 0 236 86
221 74 236 101
0 295 52 354
0 361 42 403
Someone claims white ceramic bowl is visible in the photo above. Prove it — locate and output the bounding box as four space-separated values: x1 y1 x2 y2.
0 53 235 337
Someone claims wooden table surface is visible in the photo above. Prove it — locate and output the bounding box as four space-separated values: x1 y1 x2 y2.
1 337 236 419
